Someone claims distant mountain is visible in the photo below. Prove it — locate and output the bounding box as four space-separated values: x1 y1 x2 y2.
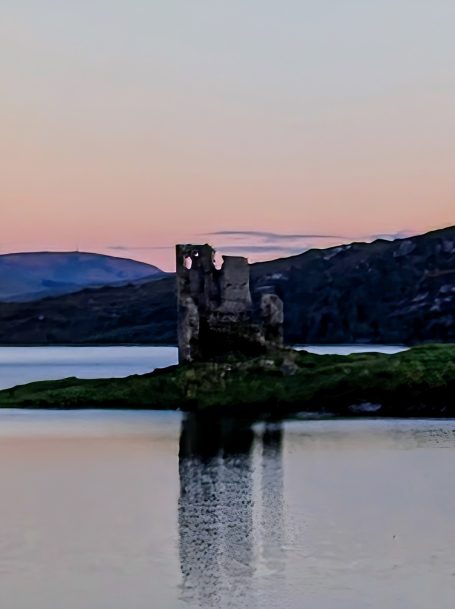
0 251 165 302
0 227 453 345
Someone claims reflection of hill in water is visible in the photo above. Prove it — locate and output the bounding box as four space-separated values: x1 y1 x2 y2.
178 415 285 609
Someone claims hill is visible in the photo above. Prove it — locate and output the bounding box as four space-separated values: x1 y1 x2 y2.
251 225 455 344
0 251 164 302
0 276 176 345
0 226 453 345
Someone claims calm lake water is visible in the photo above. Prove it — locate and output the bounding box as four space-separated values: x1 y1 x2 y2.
0 412 454 609
0 345 407 390
2 345 448 609
0 346 179 390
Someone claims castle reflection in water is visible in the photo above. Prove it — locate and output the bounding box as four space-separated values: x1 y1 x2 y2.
178 414 285 608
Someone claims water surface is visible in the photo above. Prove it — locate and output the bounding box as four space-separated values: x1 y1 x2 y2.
0 346 178 390
0 411 454 609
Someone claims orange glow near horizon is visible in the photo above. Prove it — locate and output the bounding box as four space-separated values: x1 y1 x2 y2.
1 1 454 271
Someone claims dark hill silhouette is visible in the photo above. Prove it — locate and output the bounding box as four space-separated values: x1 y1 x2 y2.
251 226 455 345
0 227 453 345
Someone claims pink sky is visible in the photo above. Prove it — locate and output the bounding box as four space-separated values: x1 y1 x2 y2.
1 1 454 271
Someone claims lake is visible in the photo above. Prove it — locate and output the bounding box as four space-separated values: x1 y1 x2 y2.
3 344 451 609
0 344 407 390
0 411 454 609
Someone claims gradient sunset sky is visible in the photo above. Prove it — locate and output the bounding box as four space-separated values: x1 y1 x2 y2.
1 1 454 270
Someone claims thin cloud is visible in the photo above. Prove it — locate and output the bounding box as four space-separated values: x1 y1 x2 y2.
107 243 311 262
207 230 347 241
368 230 414 241
215 244 308 255
209 229 415 244
108 243 308 255
107 227 414 261
107 245 170 251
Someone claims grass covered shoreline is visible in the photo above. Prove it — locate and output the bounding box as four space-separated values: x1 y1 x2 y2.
0 345 454 416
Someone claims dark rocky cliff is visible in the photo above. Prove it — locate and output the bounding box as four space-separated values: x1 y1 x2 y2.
0 227 453 345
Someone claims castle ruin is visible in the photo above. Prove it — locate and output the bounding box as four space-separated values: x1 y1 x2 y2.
176 244 283 363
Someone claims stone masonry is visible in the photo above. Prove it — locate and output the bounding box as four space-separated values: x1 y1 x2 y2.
176 244 283 363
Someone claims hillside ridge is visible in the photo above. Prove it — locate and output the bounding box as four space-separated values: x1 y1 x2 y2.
0 251 164 302
0 226 453 345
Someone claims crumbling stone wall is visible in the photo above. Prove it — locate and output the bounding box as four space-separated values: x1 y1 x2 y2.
176 244 283 363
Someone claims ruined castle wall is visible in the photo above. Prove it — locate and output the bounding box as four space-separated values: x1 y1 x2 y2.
216 256 252 320
176 244 283 363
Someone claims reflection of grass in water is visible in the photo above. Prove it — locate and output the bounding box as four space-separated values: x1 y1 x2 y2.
0 344 454 416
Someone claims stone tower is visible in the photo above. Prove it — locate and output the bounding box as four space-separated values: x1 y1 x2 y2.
176 244 283 363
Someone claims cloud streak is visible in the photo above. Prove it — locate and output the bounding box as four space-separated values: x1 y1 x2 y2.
209 229 416 241
108 243 310 256
106 227 413 268
109 229 412 253
207 230 347 242
214 244 308 255
107 245 170 251
368 230 415 241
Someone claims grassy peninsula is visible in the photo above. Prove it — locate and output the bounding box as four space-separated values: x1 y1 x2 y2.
0 345 454 416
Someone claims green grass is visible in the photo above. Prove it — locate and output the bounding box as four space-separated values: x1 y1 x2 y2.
0 345 454 416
